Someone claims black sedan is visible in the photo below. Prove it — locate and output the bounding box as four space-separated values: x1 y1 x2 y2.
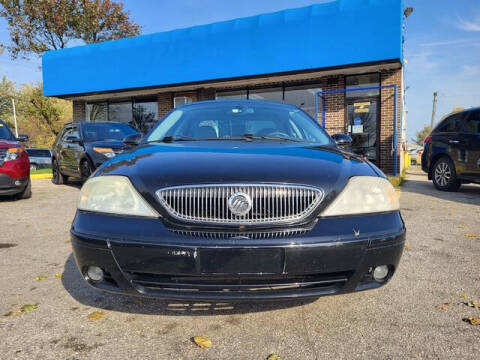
52 122 140 184
72 100 405 301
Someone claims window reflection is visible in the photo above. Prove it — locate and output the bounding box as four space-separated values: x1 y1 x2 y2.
284 85 321 118
249 87 283 102
133 101 158 134
86 103 107 122
85 99 158 134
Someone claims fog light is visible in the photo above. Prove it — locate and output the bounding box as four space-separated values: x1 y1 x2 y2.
14 180 21 186
86 266 104 282
372 265 389 281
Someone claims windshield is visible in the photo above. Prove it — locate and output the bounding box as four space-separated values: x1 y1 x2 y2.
146 102 333 145
0 122 15 141
83 123 138 142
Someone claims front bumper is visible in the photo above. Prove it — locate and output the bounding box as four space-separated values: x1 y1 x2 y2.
71 211 405 301
0 174 29 196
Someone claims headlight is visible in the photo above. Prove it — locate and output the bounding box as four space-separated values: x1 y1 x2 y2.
4 148 23 161
93 147 116 158
321 176 399 217
78 176 159 217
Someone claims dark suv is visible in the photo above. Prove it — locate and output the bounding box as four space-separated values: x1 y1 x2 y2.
51 122 140 184
422 108 480 191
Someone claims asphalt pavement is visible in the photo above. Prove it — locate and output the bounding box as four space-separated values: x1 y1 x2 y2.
1 167 479 359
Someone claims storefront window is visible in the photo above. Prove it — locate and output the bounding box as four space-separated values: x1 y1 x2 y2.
284 84 322 118
249 87 283 102
108 102 133 124
216 89 247 99
86 102 107 122
345 73 380 98
133 100 158 133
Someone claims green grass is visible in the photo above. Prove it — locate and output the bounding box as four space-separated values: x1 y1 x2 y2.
31 168 53 175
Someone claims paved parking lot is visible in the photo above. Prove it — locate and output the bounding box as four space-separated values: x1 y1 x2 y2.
1 167 479 360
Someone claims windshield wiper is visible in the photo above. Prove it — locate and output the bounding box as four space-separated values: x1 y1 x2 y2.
145 136 199 144
241 134 303 142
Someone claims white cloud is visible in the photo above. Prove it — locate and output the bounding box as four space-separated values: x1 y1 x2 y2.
457 16 480 31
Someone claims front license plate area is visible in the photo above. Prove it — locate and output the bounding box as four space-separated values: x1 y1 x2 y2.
199 248 284 274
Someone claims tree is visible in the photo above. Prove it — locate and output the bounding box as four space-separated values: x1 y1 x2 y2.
412 125 432 146
0 0 140 59
1 76 72 147
0 76 16 127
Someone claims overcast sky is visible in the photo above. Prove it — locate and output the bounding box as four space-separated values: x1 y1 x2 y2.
1 0 479 141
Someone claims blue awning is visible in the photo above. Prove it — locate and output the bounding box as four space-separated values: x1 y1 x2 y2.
42 0 403 97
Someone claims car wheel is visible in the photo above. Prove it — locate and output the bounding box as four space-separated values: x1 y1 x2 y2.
80 159 94 181
16 179 32 199
432 157 461 192
52 159 67 185
30 163 37 171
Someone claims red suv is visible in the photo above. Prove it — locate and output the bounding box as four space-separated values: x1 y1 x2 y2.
0 120 31 199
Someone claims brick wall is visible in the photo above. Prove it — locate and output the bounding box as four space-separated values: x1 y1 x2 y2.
321 76 345 135
157 92 173 118
72 100 86 121
379 68 402 174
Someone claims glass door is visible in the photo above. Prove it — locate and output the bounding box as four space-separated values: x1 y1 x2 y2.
346 97 379 163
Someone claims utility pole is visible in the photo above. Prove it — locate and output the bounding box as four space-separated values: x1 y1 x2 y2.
430 91 438 128
12 98 18 137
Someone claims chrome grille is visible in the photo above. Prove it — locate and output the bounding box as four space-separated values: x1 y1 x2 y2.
156 184 323 225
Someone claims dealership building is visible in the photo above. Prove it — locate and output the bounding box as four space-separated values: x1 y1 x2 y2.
42 0 405 174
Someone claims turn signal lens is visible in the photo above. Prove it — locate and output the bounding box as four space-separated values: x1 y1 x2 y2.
93 147 116 158
321 176 399 217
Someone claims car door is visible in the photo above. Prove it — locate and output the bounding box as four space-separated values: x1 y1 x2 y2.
432 112 465 175
459 109 480 179
56 127 73 172
63 125 83 177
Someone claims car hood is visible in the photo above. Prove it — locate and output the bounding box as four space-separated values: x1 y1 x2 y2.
0 139 19 149
95 141 380 208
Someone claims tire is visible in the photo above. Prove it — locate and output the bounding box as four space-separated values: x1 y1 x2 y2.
30 163 37 171
17 179 32 199
432 157 461 192
52 159 67 185
80 159 94 182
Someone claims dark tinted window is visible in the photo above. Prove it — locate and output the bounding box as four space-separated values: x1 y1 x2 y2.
26 149 51 157
462 110 480 134
82 123 137 142
435 113 464 133
61 127 79 141
0 122 14 140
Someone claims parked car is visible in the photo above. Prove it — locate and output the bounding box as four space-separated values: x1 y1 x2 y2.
26 148 52 170
0 120 31 199
72 100 405 301
422 107 480 191
51 122 140 184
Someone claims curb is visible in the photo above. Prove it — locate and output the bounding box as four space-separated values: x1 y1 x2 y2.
30 174 53 180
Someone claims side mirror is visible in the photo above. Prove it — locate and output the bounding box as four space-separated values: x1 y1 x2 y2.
332 134 353 147
16 134 29 142
123 133 142 146
66 135 81 143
